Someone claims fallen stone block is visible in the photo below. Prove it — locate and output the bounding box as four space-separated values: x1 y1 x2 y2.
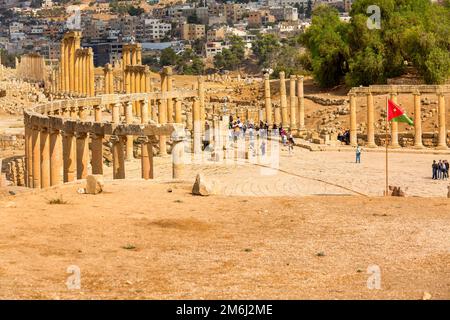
85 174 104 195
192 173 212 196
389 185 407 197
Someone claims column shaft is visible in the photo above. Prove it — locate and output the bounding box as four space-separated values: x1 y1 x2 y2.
63 133 76 182
50 130 62 186
413 93 423 148
437 93 447 149
349 93 357 146
112 137 125 179
141 139 154 179
289 75 297 132
76 133 89 179
297 76 304 129
366 93 376 147
279 72 288 128
91 135 104 175
40 129 50 188
31 128 41 188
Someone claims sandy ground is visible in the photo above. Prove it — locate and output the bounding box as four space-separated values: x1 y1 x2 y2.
0 180 449 300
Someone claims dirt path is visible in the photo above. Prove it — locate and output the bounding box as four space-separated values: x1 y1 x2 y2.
0 181 449 299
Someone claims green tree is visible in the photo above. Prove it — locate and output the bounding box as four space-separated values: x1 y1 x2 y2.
301 5 349 87
423 48 450 84
252 34 280 67
160 48 178 67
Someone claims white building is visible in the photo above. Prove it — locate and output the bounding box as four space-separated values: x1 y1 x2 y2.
142 19 172 41
205 42 223 58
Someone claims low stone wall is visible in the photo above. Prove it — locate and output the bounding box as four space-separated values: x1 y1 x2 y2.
304 95 347 106
357 132 449 148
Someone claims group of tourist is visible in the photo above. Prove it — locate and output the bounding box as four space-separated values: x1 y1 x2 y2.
201 117 296 157
432 160 449 180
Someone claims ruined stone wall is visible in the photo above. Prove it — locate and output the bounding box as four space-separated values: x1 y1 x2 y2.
4 156 26 186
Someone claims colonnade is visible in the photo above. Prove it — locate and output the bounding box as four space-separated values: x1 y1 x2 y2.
16 54 47 82
23 91 192 189
263 72 305 133
103 64 114 94
122 44 142 71
72 47 95 96
348 86 450 149
59 31 81 93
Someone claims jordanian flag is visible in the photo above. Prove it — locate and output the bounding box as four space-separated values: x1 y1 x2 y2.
388 100 414 126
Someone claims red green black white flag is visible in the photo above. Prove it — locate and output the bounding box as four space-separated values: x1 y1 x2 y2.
387 100 414 126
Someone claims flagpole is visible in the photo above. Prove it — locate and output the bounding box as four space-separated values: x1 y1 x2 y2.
385 96 389 196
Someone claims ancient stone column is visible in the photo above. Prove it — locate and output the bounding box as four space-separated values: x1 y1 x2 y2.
91 134 103 175
69 38 75 92
413 92 424 149
76 132 89 179
82 54 87 95
198 76 206 132
192 97 202 157
274 105 281 126
136 44 142 64
366 92 376 147
437 92 447 149
349 93 357 147
279 72 288 128
141 100 149 124
297 76 305 130
151 100 158 123
264 73 273 126
112 102 121 124
175 98 182 124
77 54 83 94
60 42 66 92
125 101 134 160
40 128 50 188
172 137 185 179
158 98 167 156
49 128 62 186
104 64 113 94
94 105 102 122
167 72 174 123
25 125 33 187
78 106 87 120
64 40 70 93
139 136 153 180
390 92 400 148
63 131 76 182
111 135 125 179
139 71 146 116
88 49 95 97
74 55 80 93
31 127 41 188
125 69 131 94
289 75 297 133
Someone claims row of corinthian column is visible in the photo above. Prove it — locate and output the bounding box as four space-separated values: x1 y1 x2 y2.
349 91 447 149
263 72 305 133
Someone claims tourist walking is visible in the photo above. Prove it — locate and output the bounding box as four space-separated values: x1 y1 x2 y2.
355 145 362 163
432 160 438 180
288 132 295 155
445 160 449 179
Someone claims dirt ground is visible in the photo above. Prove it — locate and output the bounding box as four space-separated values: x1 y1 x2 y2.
0 180 449 300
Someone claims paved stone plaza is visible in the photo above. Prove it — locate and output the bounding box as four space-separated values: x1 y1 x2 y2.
97 145 450 198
